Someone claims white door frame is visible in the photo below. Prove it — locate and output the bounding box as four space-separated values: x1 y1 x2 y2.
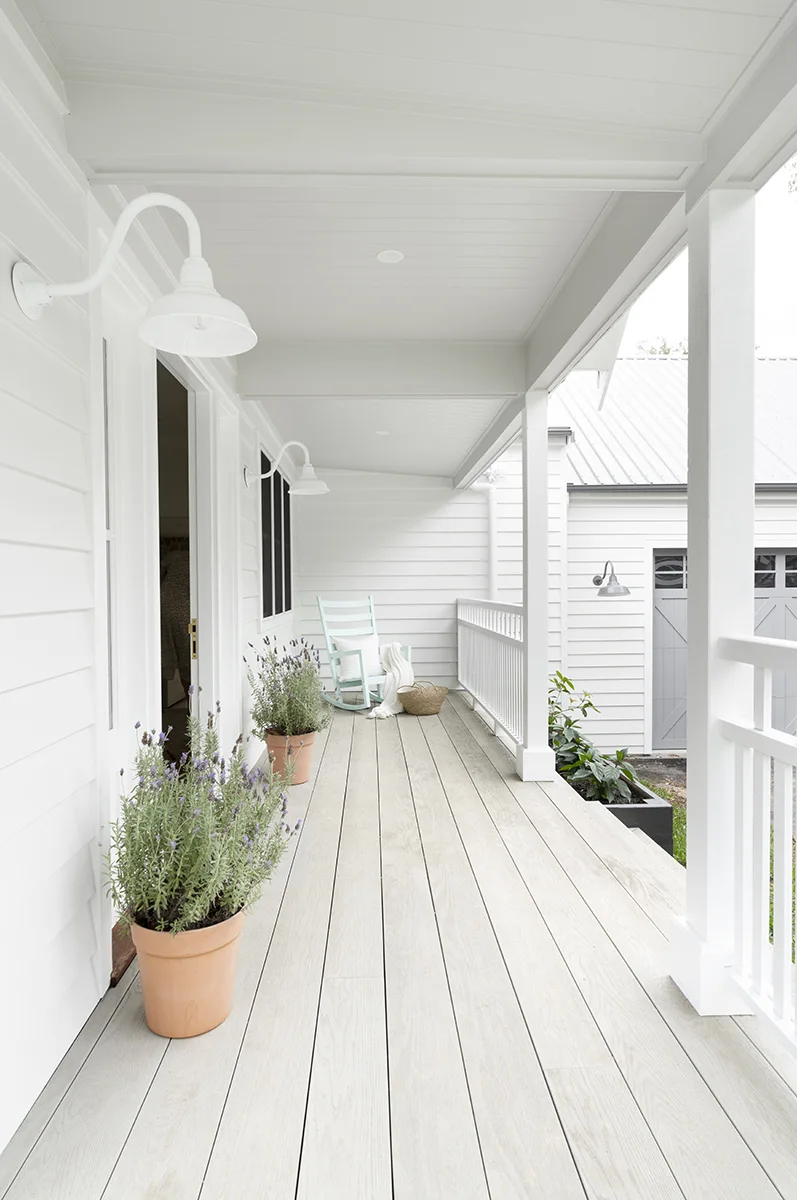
97 304 239 960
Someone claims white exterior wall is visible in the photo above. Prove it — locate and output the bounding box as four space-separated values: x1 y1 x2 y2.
567 490 797 753
0 26 293 1152
494 435 569 671
0 34 103 1151
293 471 490 687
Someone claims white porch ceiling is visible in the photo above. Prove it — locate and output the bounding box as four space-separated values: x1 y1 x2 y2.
157 183 610 341
17 0 797 476
262 395 509 477
22 0 792 134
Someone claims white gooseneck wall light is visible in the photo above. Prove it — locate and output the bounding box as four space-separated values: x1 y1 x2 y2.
11 192 257 358
244 441 329 496
592 560 630 597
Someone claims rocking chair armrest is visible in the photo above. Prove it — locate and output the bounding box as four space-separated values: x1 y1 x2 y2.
329 647 367 686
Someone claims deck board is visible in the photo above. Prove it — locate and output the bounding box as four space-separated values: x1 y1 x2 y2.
200 714 353 1200
444 696 784 1200
448 695 796 1200
3 701 797 1200
398 715 586 1199
296 718 391 1200
377 717 489 1200
423 713 685 1200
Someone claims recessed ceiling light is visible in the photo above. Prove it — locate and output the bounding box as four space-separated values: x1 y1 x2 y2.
374 430 390 436
376 249 404 264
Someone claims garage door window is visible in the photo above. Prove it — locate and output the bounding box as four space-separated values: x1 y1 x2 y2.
754 553 776 588
654 553 687 588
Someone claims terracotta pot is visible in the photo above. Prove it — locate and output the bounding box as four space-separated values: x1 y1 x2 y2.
131 910 244 1038
266 730 316 785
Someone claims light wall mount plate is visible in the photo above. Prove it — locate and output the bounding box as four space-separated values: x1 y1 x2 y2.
11 262 52 321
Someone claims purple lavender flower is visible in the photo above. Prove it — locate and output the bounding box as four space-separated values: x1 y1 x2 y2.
169 839 176 849
134 721 141 730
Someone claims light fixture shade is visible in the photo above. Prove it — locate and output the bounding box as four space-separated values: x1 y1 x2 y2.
138 256 257 358
291 463 329 495
598 571 630 597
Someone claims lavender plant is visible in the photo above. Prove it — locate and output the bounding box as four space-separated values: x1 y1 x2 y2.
248 637 331 738
106 708 297 934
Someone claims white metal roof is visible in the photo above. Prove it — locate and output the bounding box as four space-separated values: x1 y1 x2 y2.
549 357 797 487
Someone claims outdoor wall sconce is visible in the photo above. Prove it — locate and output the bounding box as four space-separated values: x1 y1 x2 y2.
593 561 630 596
11 192 257 358
243 441 329 496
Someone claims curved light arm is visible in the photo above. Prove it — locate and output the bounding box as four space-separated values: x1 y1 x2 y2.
592 560 614 585
259 441 311 480
47 193 203 300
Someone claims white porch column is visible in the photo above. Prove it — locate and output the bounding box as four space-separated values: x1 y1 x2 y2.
670 189 755 1015
517 389 556 781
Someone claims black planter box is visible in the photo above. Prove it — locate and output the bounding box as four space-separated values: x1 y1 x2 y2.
600 781 673 857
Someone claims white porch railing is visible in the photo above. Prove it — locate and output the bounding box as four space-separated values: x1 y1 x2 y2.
719 635 797 1048
457 598 524 744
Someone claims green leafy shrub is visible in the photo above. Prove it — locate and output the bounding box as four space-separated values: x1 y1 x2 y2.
548 671 641 804
248 637 331 738
106 709 295 933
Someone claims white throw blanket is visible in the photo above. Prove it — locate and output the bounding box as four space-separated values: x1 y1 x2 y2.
366 642 414 719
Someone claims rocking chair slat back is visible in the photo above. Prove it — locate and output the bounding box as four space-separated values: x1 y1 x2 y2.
317 595 381 712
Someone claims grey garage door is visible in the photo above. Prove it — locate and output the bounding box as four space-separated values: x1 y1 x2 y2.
652 550 797 751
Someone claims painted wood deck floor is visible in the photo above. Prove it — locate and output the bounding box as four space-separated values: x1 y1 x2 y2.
4 693 797 1200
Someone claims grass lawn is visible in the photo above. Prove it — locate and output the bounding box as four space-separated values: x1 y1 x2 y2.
641 779 686 866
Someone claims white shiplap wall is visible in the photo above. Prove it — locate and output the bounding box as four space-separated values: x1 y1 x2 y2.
494 434 569 670
293 471 490 687
567 490 797 753
0 33 102 1152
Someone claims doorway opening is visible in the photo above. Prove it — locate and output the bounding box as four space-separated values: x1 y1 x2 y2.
157 361 195 759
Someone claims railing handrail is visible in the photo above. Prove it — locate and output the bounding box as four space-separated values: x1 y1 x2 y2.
719 634 797 671
457 596 523 616
719 719 797 768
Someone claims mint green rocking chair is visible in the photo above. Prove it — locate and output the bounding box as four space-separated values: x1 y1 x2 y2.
317 596 411 712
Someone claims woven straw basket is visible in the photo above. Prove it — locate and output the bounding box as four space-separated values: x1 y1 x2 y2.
398 680 449 716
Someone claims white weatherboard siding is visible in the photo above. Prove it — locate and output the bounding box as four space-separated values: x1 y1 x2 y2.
567 492 797 753
294 472 491 688
0 37 102 1152
494 436 568 671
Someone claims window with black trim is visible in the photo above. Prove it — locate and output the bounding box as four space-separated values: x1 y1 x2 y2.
261 450 292 618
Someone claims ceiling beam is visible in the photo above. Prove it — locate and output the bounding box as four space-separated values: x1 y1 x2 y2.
452 396 524 489
236 340 526 400
686 16 797 209
64 81 698 187
525 192 685 392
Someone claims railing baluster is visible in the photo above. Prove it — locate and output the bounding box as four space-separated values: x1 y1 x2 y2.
772 759 794 1023
751 748 770 998
734 742 753 981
